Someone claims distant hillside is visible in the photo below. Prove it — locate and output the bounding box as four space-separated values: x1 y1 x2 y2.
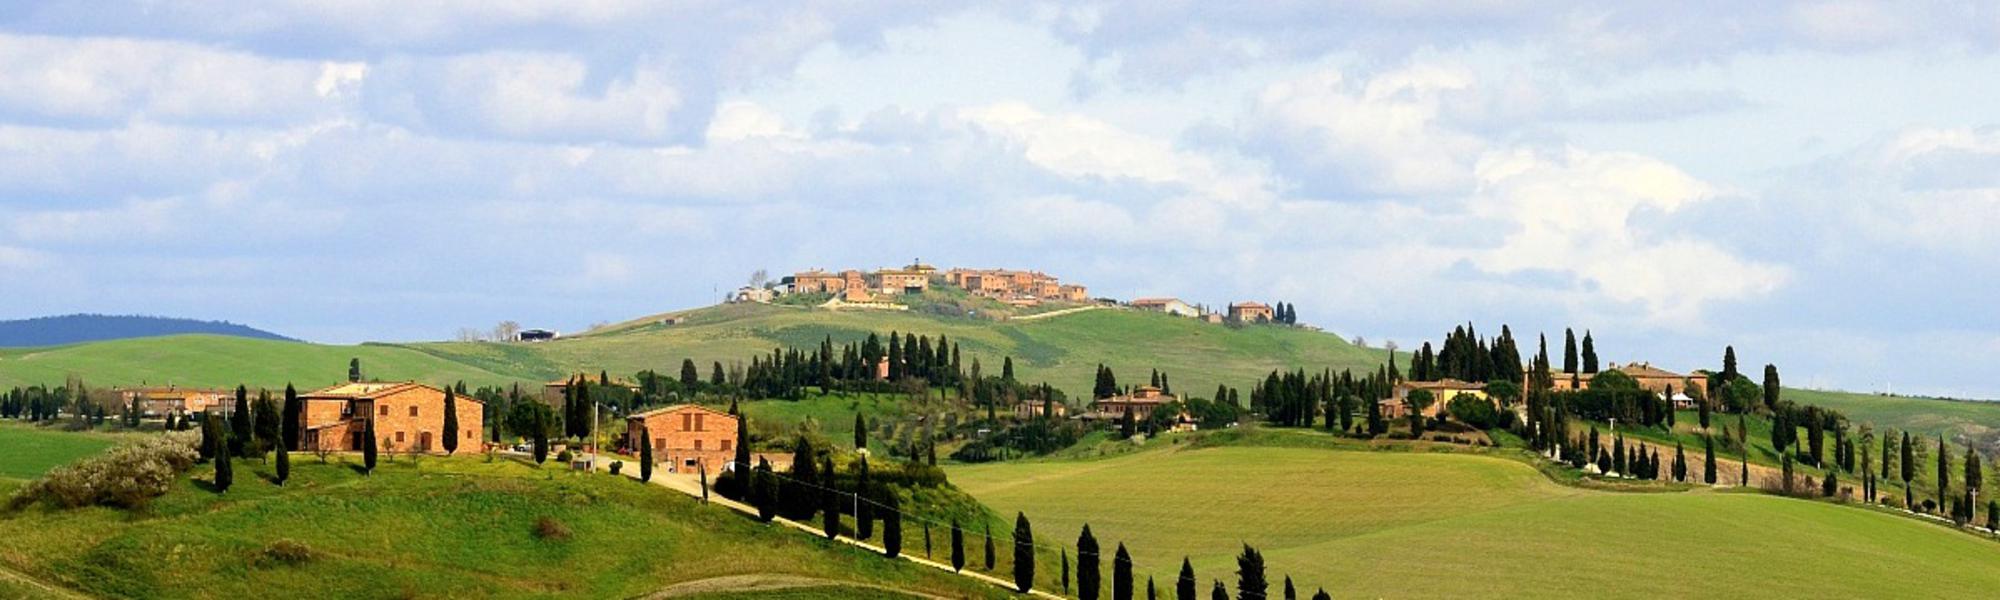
0 314 294 347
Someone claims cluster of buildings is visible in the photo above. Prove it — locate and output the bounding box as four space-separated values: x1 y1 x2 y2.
1377 362 1711 420
1079 385 1198 433
117 386 234 417
735 260 1091 308
1128 298 1275 324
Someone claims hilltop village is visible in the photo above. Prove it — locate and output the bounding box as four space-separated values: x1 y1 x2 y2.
727 260 1302 327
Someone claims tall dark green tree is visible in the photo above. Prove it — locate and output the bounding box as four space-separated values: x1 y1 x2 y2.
821 457 839 539
363 416 379 474
680 359 700 389
1703 435 1718 484
274 440 289 486
1284 576 1296 600
442 387 460 455
348 358 361 382
853 412 867 450
1762 364 1781 411
1562 329 1578 374
198 409 217 462
753 458 776 522
211 415 233 493
281 383 300 451
639 426 653 482
1078 524 1101 600
1901 431 1915 508
1114 543 1134 600
1177 557 1196 600
1937 436 1950 510
1013 513 1035 593
1672 442 1687 482
883 493 903 558
1211 580 1227 600
229 385 251 457
951 520 966 572
984 523 996 571
1063 550 1072 595
1234 544 1266 600
856 457 873 539
1580 331 1598 373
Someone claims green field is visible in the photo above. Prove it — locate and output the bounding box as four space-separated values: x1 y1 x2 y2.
0 423 126 499
951 434 2000 599
0 335 522 391
0 441 1005 599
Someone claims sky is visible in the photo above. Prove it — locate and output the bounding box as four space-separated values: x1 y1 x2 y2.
2 2 1998 398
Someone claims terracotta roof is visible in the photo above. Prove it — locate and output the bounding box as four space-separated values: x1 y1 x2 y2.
1402 379 1486 390
1607 363 1687 379
1130 298 1182 306
300 382 480 404
1231 301 1272 309
627 403 735 420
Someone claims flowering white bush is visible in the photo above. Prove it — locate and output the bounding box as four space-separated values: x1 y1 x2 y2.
8 431 201 510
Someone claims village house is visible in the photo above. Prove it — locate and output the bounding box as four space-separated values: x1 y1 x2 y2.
541 373 643 408
625 404 738 472
1013 399 1069 420
1228 302 1275 323
1087 385 1177 421
787 269 849 295
1530 362 1708 402
1390 379 1491 418
118 386 231 417
1130 297 1200 318
730 286 775 303
945 267 1086 303
297 382 483 455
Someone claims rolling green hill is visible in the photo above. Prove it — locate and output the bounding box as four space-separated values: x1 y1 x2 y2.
0 303 1392 401
6 301 2000 455
0 434 1005 599
950 430 2000 599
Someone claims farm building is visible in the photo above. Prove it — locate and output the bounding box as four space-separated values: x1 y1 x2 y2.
118 386 231 417
625 404 738 473
1228 302 1275 323
1087 385 1177 421
1130 297 1200 318
1390 379 1490 418
297 382 483 455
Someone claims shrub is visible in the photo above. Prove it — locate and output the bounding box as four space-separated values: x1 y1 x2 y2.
555 449 574 464
533 516 572 540
609 461 623 475
8 431 201 510
259 539 315 566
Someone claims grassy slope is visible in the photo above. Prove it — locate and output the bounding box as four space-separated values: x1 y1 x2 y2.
0 335 522 391
0 423 120 498
416 303 1392 402
0 448 1005 599
950 432 2000 599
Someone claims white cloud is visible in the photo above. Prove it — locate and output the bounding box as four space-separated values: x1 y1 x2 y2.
1241 66 1489 197
365 52 692 145
0 33 361 126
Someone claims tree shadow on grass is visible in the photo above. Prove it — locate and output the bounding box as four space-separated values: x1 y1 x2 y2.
348 463 372 476
191 478 222 494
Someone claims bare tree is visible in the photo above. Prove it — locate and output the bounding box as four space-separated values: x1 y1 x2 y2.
749 269 770 289
1384 340 1399 353
491 321 521 342
1351 336 1368 348
455 327 485 342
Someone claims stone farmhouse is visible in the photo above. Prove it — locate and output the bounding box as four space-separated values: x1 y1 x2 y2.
1228 301 1275 323
1386 379 1490 419
541 373 643 408
1536 362 1709 404
1086 385 1176 421
625 404 738 473
1129 297 1200 318
117 386 231 417
945 267 1088 305
297 382 483 455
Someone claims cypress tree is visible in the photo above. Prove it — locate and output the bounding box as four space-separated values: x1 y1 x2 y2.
198 411 216 462
1063 550 1072 594
281 383 300 451
1988 499 1998 533
1078 525 1101 600
1284 576 1296 600
1704 435 1718 484
1762 364 1781 411
1235 544 1266 600
1312 589 1332 600
639 426 653 482
821 457 839 539
230 385 250 458
1937 436 1950 510
1580 331 1598 373
363 417 378 475
443 387 459 455
1823 470 1838 497
211 416 233 493
1149 577 1158 600
1673 442 1687 482
882 494 903 557
1177 557 1196 600
275 442 289 486
1014 513 1035 593
751 458 775 522
984 523 996 571
1901 431 1915 508
1114 543 1134 600
1211 580 1227 600
681 358 699 389
1562 329 1578 374
951 520 965 572
857 457 873 539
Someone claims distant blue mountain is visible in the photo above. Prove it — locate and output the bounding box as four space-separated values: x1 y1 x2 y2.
0 314 296 347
